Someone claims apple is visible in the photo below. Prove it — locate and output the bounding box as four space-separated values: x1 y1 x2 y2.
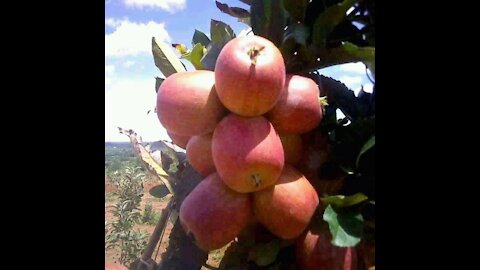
156 70 227 136
186 133 215 176
167 131 190 149
179 173 252 251
296 229 358 270
253 165 319 239
279 133 303 165
267 75 323 134
215 36 286 117
212 114 284 193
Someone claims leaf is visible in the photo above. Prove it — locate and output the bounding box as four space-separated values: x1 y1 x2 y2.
248 239 281 266
318 75 372 121
356 135 375 167
284 22 309 45
152 37 186 77
118 128 175 196
192 29 211 47
210 19 235 45
250 0 287 46
321 193 368 208
283 0 308 22
216 1 250 19
172 43 189 55
149 184 170 199
182 43 205 70
312 0 358 47
200 42 223 71
323 205 363 247
155 77 164 93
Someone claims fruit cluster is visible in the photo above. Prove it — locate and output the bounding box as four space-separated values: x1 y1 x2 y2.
156 35 355 268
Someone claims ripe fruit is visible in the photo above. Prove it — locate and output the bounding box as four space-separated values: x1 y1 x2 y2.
156 70 227 136
267 75 323 134
214 35 286 117
296 229 358 270
212 114 284 193
167 131 190 149
279 133 303 165
253 165 319 239
179 173 252 251
186 133 215 176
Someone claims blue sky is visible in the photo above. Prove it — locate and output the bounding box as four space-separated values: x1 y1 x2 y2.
105 0 373 142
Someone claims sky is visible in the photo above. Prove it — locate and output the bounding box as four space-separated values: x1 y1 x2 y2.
105 0 374 142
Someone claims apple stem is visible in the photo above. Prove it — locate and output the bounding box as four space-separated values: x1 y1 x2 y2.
251 173 262 188
247 46 265 65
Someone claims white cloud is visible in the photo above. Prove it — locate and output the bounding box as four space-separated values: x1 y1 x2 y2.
105 18 171 57
339 75 362 88
105 64 115 75
362 83 374 93
339 62 367 74
124 0 186 13
105 78 169 142
123 60 136 68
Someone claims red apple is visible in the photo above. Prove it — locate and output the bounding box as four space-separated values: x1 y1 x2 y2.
212 114 284 193
156 70 227 136
279 133 303 165
167 131 190 149
179 173 252 251
296 229 358 270
253 165 319 239
267 75 323 134
215 36 286 116
186 133 215 176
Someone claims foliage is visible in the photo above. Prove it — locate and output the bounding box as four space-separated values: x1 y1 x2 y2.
126 0 376 268
105 166 148 266
142 203 161 225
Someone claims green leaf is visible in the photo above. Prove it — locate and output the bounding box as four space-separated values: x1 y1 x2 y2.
210 19 235 45
248 239 281 266
284 22 309 45
200 42 223 71
215 1 250 19
322 193 368 208
250 0 287 46
155 77 164 93
152 37 186 77
323 205 363 247
192 29 211 47
182 43 205 70
283 0 308 22
356 135 375 167
149 184 170 199
312 0 358 47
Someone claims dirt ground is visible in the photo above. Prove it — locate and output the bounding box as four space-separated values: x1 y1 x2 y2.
105 176 226 269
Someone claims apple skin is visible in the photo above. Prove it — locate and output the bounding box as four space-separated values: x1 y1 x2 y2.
179 173 252 251
214 35 286 117
212 114 284 193
186 133 216 176
253 165 319 240
279 133 303 165
167 131 190 149
267 74 323 134
156 70 227 136
296 229 358 270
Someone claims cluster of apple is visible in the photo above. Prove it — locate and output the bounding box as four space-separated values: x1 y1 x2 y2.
156 35 353 267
